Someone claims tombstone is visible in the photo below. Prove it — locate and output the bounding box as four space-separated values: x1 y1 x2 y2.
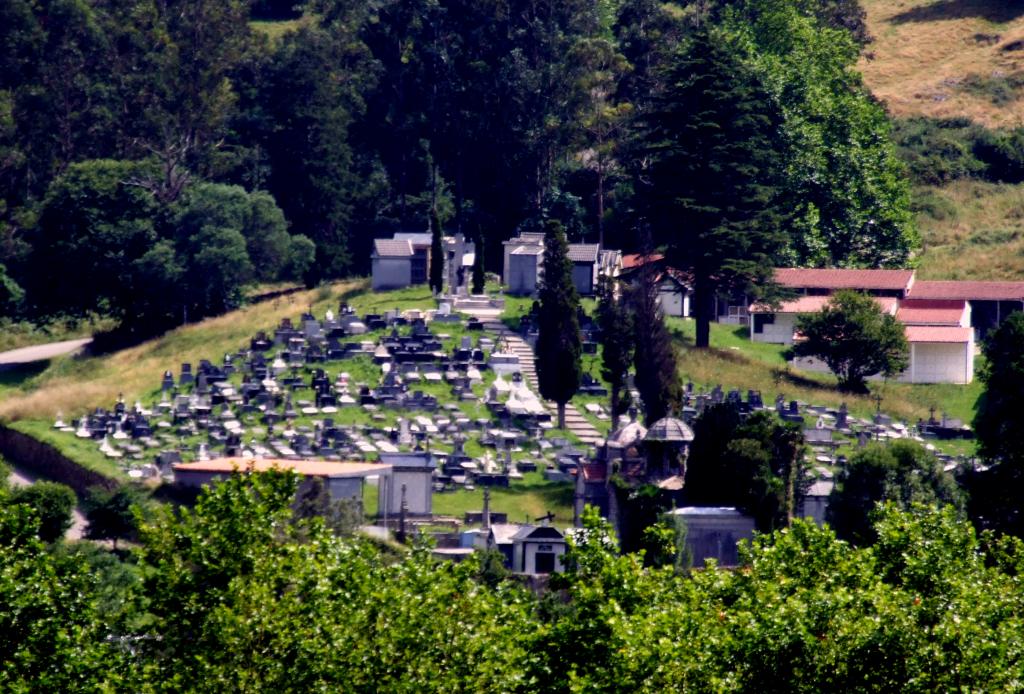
161 370 175 391
857 430 870 448
775 394 785 415
836 403 849 430
710 385 724 405
196 372 210 395
179 363 194 385
747 390 763 410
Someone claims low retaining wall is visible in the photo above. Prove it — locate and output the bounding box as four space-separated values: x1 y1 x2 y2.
0 425 119 496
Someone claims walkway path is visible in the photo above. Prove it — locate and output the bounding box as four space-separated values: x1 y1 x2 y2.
0 337 91 367
477 315 604 447
7 463 87 540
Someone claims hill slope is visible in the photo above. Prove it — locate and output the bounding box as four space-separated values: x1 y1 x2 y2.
860 0 1024 128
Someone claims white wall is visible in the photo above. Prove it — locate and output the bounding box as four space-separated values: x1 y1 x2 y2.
372 257 412 290
792 342 974 385
900 342 974 384
517 540 566 574
378 469 433 515
658 284 688 317
508 254 540 295
751 313 798 344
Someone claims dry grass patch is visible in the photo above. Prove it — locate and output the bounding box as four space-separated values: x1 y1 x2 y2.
860 0 1024 127
0 280 367 422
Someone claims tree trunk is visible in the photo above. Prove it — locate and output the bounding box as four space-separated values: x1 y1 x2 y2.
785 448 797 527
557 401 566 430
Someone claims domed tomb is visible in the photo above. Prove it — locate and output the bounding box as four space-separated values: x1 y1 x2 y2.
644 417 694 444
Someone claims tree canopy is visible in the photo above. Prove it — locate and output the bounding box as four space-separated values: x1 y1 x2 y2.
791 290 909 393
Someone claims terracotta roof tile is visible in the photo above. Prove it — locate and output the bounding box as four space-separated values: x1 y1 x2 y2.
897 299 967 326
173 458 389 477
907 280 1024 301
775 268 914 291
621 252 664 270
750 295 897 314
904 326 973 344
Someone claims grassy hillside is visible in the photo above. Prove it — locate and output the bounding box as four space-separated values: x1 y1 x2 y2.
0 281 373 422
914 180 1024 278
860 0 1024 129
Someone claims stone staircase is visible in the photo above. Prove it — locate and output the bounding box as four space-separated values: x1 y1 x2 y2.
478 317 603 447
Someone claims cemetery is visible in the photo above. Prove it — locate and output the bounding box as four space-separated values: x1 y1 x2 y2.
36 274 983 570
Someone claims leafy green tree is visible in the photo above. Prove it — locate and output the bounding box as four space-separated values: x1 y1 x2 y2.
685 408 807 531
636 27 788 349
724 0 916 266
596 275 634 422
791 290 909 393
258 17 373 281
8 482 77 543
84 485 141 550
429 207 444 294
0 504 122 690
536 220 583 429
967 312 1024 536
827 440 964 545
27 159 159 320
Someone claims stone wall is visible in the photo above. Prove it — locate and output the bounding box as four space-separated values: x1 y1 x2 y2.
0 425 119 496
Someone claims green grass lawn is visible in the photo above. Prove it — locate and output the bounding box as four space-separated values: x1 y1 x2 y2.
667 318 983 428
364 470 574 527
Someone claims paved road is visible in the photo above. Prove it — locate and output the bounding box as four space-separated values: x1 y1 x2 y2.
0 338 92 367
7 464 87 540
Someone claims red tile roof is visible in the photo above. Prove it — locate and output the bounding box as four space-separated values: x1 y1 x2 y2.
904 326 973 344
775 268 914 292
173 459 389 477
750 295 897 314
621 252 664 270
907 280 1024 302
897 299 967 326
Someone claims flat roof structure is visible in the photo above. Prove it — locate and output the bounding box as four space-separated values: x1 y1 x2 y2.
907 280 1024 302
897 299 967 326
904 326 973 343
775 268 915 292
750 295 897 314
173 458 390 478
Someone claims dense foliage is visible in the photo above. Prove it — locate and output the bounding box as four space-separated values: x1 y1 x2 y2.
637 26 787 349
828 440 964 545
965 313 1024 537
3 470 1024 691
686 407 809 531
0 0 916 339
792 290 910 393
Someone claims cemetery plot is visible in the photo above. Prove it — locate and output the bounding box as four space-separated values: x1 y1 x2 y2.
51 297 584 524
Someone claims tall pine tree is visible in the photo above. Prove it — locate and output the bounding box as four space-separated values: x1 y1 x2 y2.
536 220 582 429
636 28 787 349
627 249 680 424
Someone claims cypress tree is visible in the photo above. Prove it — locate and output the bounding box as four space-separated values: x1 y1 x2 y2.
536 220 582 430
429 207 444 294
596 274 634 425
637 27 787 348
471 229 485 295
